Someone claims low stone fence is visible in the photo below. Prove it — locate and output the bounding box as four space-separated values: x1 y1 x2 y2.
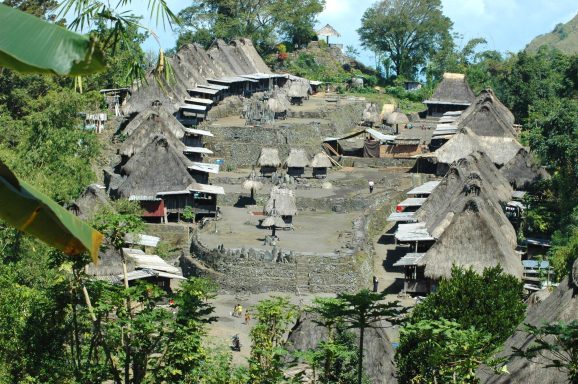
183 214 373 294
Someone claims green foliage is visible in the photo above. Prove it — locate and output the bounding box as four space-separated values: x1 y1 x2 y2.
396 319 502 384
315 290 405 384
286 52 352 83
358 0 453 79
92 206 144 251
549 207 578 281
176 0 324 53
513 320 578 384
410 266 526 346
182 205 195 222
249 296 299 384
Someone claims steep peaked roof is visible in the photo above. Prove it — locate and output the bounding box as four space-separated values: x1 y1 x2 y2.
117 135 194 198
479 259 578 384
500 148 550 190
424 72 475 106
418 197 522 280
426 127 523 166
455 89 516 137
316 24 341 37
285 148 310 168
265 186 297 216
120 107 186 158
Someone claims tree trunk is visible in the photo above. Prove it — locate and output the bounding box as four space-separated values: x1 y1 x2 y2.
358 325 364 384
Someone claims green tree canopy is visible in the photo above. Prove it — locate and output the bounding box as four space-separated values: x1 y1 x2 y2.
176 0 325 52
357 0 453 79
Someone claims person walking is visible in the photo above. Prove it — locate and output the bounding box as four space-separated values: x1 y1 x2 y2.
373 275 379 292
368 180 374 193
244 310 251 324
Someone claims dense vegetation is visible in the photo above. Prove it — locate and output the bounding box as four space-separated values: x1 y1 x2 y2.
0 0 577 382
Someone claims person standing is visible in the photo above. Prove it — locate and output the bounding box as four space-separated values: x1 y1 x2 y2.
373 276 379 292
368 180 374 193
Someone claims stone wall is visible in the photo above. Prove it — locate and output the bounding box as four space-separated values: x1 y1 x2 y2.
204 102 365 167
145 223 191 257
183 214 373 294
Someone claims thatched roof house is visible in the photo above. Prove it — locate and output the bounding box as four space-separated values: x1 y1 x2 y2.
257 147 281 167
455 88 517 138
310 152 332 168
286 313 398 384
500 148 550 189
267 96 290 113
362 103 380 125
116 135 194 198
479 258 578 383
265 186 297 217
417 197 523 280
120 107 186 159
386 111 409 126
423 73 475 116
286 80 311 99
284 148 310 169
70 184 111 219
424 127 523 172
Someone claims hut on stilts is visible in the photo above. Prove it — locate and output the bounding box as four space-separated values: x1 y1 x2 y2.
265 186 297 225
257 148 282 177
386 111 409 133
284 148 310 178
310 152 332 178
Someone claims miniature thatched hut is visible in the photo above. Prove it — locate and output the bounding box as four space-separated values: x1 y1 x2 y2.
265 186 297 224
267 95 290 119
386 111 409 133
379 103 396 123
316 24 341 44
257 147 281 176
479 258 578 384
310 152 332 178
286 80 310 105
423 73 475 117
500 148 549 190
362 103 380 127
284 148 310 177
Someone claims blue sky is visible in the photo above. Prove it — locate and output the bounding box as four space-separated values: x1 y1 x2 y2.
137 0 578 67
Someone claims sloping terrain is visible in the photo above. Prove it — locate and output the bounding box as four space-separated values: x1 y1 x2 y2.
525 13 578 54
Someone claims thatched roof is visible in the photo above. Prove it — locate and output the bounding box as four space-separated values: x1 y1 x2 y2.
286 80 311 98
424 72 475 105
479 258 578 383
427 127 523 167
316 24 341 37
123 38 270 114
415 152 515 244
261 215 285 228
285 313 398 384
363 103 380 124
120 107 186 158
417 197 523 280
264 186 297 216
257 147 281 167
267 96 290 113
455 89 517 137
380 103 395 121
500 148 550 190
284 148 310 168
70 184 111 219
242 179 262 191
386 111 409 125
310 152 332 168
117 135 194 198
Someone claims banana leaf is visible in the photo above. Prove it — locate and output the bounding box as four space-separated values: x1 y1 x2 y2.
0 4 105 75
0 160 103 263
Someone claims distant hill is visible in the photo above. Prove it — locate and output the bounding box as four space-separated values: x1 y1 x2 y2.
525 13 578 54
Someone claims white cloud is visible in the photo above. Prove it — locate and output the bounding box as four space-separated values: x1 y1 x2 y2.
321 0 353 19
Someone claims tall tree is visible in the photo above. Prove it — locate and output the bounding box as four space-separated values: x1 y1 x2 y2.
176 0 325 52
357 0 452 79
320 289 405 384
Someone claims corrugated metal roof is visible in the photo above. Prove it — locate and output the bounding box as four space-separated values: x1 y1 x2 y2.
395 223 434 242
124 234 160 247
183 146 213 154
184 97 213 105
393 253 426 266
188 87 220 95
387 212 418 222
397 198 427 207
124 252 181 274
183 127 214 137
406 181 441 196
128 195 161 201
188 162 220 174
366 128 396 143
190 184 225 195
197 84 229 91
180 104 207 112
